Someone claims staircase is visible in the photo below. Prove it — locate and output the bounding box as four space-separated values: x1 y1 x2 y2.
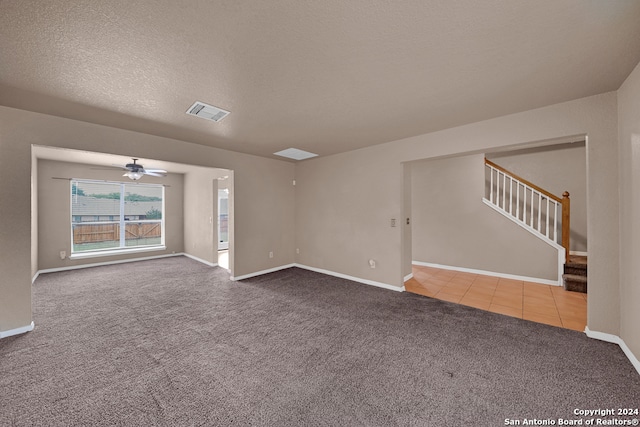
483 158 576 288
563 255 587 293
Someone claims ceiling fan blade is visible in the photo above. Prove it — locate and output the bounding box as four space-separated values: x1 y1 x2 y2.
89 159 165 177
112 164 131 169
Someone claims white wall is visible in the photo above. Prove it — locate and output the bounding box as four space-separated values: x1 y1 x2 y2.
618 61 640 361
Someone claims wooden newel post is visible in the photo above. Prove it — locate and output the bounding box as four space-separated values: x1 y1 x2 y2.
561 191 570 264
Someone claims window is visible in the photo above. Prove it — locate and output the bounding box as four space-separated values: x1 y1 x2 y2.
71 180 164 256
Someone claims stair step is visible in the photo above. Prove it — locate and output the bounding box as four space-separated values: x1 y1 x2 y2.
568 255 588 265
564 263 587 276
563 274 587 293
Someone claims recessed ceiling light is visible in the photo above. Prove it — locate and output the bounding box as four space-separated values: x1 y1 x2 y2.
186 101 230 122
273 148 318 161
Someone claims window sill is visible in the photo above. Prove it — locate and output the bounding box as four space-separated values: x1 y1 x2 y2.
69 246 167 260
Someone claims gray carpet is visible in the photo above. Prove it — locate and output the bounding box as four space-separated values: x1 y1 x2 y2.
1 256 638 426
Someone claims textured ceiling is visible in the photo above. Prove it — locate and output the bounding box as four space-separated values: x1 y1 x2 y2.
2 1 640 161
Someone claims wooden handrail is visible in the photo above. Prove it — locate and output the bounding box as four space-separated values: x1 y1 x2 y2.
485 158 562 203
485 158 570 263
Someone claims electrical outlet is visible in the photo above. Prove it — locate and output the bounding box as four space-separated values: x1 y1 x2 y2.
369 259 376 268
296 248 300 254
59 250 66 260
390 218 396 227
269 251 274 258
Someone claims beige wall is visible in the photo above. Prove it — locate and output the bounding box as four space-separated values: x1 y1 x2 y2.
37 159 184 270
0 89 630 364
0 106 295 333
618 61 640 360
487 142 587 253
183 169 221 266
402 162 412 280
0 110 33 331
31 151 39 277
411 154 558 281
295 92 619 337
295 150 404 285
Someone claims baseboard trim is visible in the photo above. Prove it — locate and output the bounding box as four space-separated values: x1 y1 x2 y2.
231 264 296 281
33 252 184 281
295 264 405 292
231 263 405 292
0 321 35 339
182 253 218 267
585 327 640 376
404 273 414 282
412 261 559 286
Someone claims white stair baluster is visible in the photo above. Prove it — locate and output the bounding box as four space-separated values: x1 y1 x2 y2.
516 181 520 220
483 158 567 253
537 193 542 232
490 166 494 204
509 177 513 215
530 190 535 229
553 201 558 242
502 172 506 210
546 197 550 238
494 170 498 206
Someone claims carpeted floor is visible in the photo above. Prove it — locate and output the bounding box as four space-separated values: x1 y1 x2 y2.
1 256 639 426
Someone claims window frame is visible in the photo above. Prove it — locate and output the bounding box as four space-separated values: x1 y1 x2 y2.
69 179 166 259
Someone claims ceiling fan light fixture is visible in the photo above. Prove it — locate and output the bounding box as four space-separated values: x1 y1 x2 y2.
124 171 144 180
116 158 167 180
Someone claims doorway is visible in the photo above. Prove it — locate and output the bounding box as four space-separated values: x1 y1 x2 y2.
217 185 230 270
218 188 229 250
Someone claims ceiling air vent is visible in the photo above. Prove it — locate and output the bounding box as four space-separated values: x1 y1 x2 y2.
186 101 230 122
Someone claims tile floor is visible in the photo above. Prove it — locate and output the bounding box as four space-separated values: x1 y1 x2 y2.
405 265 588 331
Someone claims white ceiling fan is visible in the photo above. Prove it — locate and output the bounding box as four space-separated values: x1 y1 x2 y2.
117 158 167 180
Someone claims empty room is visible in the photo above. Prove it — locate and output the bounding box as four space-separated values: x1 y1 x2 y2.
2 1 640 425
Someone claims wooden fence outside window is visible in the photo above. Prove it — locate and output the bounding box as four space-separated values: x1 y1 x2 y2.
72 222 161 245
